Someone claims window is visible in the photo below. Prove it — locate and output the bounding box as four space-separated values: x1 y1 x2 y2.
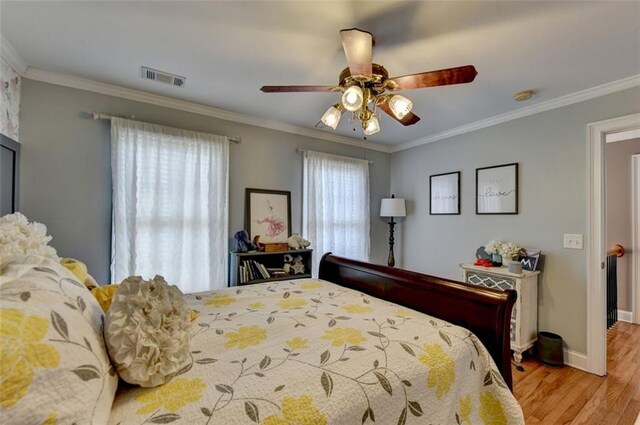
303 150 370 275
110 118 228 292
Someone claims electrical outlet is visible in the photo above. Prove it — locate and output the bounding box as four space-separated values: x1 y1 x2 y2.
564 234 583 250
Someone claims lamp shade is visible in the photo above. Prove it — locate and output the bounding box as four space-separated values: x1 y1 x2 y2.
380 197 406 217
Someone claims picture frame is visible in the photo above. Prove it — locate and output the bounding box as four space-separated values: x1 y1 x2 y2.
245 188 292 243
429 171 460 215
520 249 541 271
476 163 519 214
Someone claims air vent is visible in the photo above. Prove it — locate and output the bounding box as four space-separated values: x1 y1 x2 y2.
141 66 186 88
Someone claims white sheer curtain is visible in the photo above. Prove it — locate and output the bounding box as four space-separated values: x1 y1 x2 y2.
303 150 370 275
110 118 229 292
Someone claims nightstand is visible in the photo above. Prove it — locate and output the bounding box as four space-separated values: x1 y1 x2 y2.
461 263 540 363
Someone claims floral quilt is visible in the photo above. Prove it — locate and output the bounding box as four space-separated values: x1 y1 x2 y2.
107 279 524 425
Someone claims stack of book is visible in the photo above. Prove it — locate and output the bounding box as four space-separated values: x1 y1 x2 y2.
267 267 287 277
239 260 271 283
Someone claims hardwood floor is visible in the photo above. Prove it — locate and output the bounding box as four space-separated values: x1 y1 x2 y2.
513 322 640 424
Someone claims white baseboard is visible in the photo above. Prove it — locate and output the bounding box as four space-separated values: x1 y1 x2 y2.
563 349 588 372
618 310 633 323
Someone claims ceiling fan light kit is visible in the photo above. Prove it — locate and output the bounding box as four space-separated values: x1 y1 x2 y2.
388 95 413 120
342 85 364 111
320 104 343 129
260 28 478 138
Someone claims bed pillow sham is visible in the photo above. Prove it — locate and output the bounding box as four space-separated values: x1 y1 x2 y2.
0 254 118 425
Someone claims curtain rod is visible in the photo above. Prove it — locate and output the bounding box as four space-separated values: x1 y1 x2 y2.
296 148 373 165
89 112 242 144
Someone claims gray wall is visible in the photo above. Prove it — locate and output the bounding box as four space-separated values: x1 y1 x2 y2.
606 137 640 311
390 87 640 354
18 79 390 283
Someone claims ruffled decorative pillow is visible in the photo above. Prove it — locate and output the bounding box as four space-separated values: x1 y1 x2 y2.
0 254 118 425
0 212 59 261
104 275 191 387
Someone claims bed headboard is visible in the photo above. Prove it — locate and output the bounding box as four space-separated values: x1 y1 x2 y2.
318 253 516 390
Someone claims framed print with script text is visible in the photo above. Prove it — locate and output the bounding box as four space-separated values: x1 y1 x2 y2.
476 163 518 214
430 171 460 215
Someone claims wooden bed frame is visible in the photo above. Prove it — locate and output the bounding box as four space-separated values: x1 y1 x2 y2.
318 253 517 390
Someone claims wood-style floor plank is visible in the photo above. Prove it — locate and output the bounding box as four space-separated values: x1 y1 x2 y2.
513 322 640 424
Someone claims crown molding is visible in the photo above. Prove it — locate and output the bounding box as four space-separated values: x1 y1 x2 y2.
0 35 28 75
22 67 393 154
391 74 640 153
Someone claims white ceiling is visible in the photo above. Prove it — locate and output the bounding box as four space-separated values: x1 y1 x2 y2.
1 1 639 147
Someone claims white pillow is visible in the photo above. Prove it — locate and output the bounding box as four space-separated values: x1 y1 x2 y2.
0 255 118 425
104 275 191 387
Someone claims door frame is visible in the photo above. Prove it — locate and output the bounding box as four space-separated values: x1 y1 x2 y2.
587 113 640 376
633 154 640 324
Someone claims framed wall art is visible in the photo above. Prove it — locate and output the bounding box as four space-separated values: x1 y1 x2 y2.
429 171 460 215
245 188 291 243
476 163 519 214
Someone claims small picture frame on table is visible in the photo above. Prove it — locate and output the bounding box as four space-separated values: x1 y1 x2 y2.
476 163 518 215
245 188 292 243
430 171 460 215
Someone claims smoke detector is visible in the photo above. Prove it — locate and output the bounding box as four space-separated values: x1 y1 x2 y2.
141 66 186 87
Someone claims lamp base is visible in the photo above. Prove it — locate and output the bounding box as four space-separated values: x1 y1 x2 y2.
387 219 396 267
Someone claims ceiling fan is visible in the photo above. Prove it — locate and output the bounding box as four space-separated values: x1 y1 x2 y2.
260 28 478 137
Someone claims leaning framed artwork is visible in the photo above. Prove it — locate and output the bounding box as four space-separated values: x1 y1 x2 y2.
430 171 460 215
245 188 292 243
476 163 519 214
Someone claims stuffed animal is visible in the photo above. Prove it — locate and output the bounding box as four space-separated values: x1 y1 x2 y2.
287 234 310 250
234 230 257 253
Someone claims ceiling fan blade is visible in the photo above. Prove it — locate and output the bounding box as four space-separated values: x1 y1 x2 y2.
340 28 373 77
389 65 477 91
260 85 335 93
378 101 421 126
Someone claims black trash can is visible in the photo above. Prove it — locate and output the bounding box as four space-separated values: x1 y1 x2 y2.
536 331 564 367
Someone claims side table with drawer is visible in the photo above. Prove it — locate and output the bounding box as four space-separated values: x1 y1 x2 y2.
460 263 540 363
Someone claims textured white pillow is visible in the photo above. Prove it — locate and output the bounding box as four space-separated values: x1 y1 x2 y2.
104 275 191 387
0 254 118 425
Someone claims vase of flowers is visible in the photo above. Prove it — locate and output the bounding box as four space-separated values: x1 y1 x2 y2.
499 242 521 267
484 240 504 265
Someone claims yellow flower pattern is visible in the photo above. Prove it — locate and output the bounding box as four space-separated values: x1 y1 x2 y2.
205 293 236 308
285 337 308 350
0 309 60 408
321 327 366 347
479 391 507 425
42 412 57 425
299 281 324 290
394 308 414 318
418 344 456 399
278 298 307 309
135 378 206 414
342 304 373 314
262 395 327 425
458 395 473 424
224 325 267 349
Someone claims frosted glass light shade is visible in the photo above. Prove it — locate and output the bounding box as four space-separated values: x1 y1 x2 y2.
380 197 406 217
388 95 413 119
363 115 380 135
342 86 364 111
321 105 342 129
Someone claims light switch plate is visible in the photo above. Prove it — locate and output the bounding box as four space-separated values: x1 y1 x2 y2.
564 234 584 250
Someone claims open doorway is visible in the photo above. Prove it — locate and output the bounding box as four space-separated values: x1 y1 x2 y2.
587 114 640 376
606 136 640 325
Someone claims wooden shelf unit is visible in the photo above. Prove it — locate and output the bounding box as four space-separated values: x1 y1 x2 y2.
229 249 313 286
